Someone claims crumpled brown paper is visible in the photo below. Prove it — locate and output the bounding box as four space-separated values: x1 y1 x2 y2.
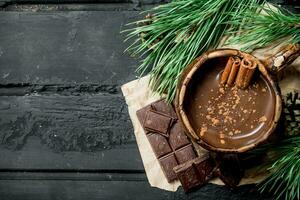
121 43 299 191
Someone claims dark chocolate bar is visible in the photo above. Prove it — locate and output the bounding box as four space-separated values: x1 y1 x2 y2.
173 154 215 192
136 99 199 183
137 99 245 189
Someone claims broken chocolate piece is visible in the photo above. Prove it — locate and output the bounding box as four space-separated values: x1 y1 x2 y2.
175 144 197 164
174 154 215 192
193 154 214 181
144 110 173 137
136 99 200 183
169 123 190 150
147 133 172 158
159 153 178 182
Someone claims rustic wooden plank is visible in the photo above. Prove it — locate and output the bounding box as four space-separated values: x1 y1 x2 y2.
0 93 144 170
0 0 156 5
0 11 139 85
0 0 135 8
0 0 169 8
0 172 147 180
0 174 271 200
0 171 269 200
3 4 141 11
175 184 272 200
0 0 7 7
0 179 173 200
0 10 147 171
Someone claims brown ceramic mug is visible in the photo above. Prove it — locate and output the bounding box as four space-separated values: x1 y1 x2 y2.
175 44 300 153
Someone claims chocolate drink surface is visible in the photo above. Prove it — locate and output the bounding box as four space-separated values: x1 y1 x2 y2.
184 57 276 150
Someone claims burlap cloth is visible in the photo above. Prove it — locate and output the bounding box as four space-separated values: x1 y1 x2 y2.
121 42 300 191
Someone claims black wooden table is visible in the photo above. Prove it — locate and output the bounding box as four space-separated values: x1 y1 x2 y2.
0 1 298 199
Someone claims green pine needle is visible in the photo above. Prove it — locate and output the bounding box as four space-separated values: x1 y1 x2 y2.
255 93 300 200
226 3 300 51
257 136 300 200
124 0 259 102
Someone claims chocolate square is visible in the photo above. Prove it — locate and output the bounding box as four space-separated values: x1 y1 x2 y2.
193 155 214 181
151 99 177 119
169 123 190 150
144 110 173 137
175 144 197 164
136 105 151 134
173 161 202 192
147 133 172 158
159 153 178 182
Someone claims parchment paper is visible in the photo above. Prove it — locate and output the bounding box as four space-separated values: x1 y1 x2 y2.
121 44 299 191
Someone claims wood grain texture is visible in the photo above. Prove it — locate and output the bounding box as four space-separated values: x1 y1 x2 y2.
0 171 272 200
0 94 145 170
0 11 138 85
0 11 145 171
0 94 130 151
0 180 173 200
0 0 170 8
0 176 272 200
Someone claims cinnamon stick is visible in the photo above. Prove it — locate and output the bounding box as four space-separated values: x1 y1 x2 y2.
220 57 234 84
236 57 257 89
227 57 241 86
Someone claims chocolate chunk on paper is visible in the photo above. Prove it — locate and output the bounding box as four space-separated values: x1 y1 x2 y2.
194 154 214 181
169 123 190 150
136 105 152 134
151 100 177 119
159 153 178 182
144 110 173 137
175 144 197 164
174 161 201 192
174 154 215 192
136 99 199 183
147 133 172 158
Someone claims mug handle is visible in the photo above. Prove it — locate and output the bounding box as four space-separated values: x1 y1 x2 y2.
263 43 300 74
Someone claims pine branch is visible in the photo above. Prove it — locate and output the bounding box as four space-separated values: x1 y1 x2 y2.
258 136 300 200
226 3 300 51
254 92 300 200
124 0 259 102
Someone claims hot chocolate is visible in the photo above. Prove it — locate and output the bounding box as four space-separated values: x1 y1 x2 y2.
184 57 276 150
